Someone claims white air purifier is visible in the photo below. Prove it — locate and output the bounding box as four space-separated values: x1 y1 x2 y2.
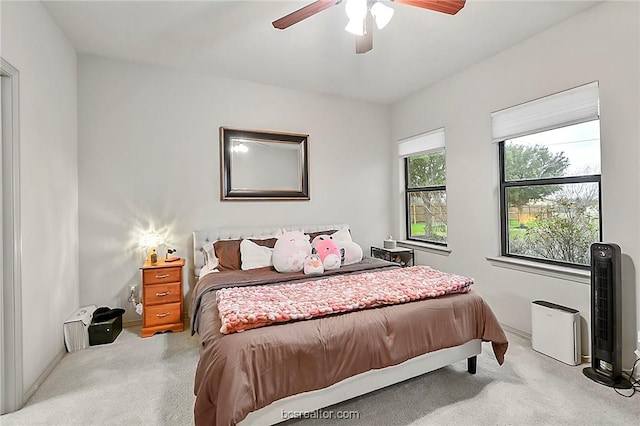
63 305 96 352
531 300 581 366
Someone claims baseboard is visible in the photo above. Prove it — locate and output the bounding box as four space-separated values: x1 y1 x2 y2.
501 324 639 376
123 312 190 329
123 318 142 328
501 323 531 340
23 348 65 404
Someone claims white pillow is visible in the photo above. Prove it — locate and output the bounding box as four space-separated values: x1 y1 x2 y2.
198 262 219 279
201 231 282 270
201 241 218 269
240 239 274 270
331 227 352 242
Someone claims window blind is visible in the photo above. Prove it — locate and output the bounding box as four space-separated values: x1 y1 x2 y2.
398 127 445 157
491 81 599 142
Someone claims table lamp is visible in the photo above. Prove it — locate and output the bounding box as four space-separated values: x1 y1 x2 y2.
140 233 164 266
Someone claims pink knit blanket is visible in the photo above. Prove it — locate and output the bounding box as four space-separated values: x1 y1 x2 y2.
216 266 473 334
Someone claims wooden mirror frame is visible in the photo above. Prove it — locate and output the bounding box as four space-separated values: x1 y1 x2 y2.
220 127 310 201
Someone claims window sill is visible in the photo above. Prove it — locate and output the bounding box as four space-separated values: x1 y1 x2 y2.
486 256 590 284
397 240 452 256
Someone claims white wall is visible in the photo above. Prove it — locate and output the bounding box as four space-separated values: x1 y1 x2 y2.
391 1 640 366
77 56 391 323
1 1 79 395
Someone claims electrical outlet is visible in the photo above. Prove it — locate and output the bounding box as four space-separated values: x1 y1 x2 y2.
635 349 640 359
128 285 138 303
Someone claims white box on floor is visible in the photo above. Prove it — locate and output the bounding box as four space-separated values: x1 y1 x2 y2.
531 300 581 365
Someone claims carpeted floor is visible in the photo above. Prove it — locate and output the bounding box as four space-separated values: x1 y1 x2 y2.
1 327 638 425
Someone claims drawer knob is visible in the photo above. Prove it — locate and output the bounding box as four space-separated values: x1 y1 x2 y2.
155 291 171 297
156 312 171 318
155 274 170 279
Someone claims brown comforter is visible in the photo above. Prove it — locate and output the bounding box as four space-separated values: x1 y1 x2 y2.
191 259 508 426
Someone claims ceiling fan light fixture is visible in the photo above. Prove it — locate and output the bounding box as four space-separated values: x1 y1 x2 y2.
371 1 394 30
345 0 368 19
345 18 366 36
344 0 367 34
272 0 466 54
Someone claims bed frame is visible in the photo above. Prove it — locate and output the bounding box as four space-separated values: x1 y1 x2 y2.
240 341 480 425
192 224 481 426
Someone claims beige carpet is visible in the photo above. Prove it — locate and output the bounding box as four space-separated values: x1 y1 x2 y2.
1 326 639 425
2 326 199 426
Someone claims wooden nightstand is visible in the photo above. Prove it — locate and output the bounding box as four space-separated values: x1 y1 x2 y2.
140 258 185 337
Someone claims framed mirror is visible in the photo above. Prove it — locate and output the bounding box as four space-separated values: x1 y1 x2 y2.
220 127 309 200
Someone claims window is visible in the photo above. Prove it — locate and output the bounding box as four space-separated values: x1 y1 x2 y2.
400 129 447 245
493 82 601 268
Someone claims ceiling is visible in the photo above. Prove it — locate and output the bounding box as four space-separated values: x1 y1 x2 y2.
42 0 601 104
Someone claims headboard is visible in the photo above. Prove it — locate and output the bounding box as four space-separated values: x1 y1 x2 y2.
192 224 349 279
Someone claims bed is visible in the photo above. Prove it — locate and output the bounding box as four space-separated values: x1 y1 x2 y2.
190 224 508 426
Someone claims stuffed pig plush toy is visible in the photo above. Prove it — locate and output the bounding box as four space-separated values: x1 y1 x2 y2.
312 238 343 271
272 231 312 273
312 234 363 266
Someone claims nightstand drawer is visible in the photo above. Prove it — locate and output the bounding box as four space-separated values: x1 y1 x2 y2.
145 302 181 327
143 267 181 285
144 282 181 305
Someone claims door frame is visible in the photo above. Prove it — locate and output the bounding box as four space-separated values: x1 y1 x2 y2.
1 57 23 415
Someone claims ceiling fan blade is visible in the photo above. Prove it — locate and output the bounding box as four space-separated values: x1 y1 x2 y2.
355 13 373 54
393 0 466 15
272 0 342 30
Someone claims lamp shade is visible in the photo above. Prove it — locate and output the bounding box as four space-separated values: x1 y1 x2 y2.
344 0 367 35
140 233 164 248
345 18 365 35
345 0 367 19
371 1 394 29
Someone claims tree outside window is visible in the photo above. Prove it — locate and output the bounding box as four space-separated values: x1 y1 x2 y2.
500 120 601 267
406 149 447 244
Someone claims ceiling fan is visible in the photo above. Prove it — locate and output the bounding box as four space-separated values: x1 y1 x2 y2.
272 0 466 54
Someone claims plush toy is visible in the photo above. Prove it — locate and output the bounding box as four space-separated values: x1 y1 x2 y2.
312 238 343 271
272 231 312 273
335 240 363 265
312 234 363 266
303 254 324 275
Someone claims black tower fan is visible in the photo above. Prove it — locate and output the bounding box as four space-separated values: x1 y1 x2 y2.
583 243 631 388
